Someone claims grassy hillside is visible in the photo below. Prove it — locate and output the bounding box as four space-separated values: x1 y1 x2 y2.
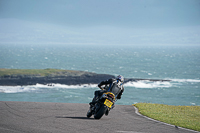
134 103 200 131
0 68 83 77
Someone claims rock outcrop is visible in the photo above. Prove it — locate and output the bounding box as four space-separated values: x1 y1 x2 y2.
0 69 171 86
0 71 115 86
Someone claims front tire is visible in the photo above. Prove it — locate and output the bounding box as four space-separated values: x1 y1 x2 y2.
86 109 92 118
94 105 107 119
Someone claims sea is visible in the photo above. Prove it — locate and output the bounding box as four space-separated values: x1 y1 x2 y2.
0 43 200 106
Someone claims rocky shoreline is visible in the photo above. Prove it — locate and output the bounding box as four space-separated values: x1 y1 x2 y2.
0 75 171 86
0 69 171 86
0 72 115 86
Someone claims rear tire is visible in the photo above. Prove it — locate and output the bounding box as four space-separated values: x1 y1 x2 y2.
94 105 107 119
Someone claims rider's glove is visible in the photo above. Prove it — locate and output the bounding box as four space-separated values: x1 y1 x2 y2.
98 84 101 88
117 95 121 99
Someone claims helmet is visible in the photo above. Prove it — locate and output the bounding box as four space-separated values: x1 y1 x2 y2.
116 75 124 83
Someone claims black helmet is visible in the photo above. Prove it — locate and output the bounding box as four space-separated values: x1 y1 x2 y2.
116 75 124 83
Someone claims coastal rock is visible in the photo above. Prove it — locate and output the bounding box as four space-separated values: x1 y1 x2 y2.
0 72 115 86
0 69 171 86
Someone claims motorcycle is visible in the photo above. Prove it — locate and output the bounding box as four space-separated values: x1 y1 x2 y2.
86 91 116 119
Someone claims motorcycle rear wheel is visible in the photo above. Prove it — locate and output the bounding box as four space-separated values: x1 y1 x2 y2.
94 105 107 119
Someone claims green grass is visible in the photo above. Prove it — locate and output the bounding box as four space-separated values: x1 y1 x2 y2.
0 68 78 77
134 103 200 131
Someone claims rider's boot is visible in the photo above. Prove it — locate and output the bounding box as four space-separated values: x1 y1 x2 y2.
89 95 99 106
89 96 99 110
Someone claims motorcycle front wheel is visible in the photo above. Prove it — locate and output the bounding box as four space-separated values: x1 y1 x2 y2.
86 109 93 118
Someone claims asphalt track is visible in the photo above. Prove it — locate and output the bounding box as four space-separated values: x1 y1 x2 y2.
0 101 198 133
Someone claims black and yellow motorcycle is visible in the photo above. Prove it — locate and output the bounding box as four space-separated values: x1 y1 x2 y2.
86 92 116 119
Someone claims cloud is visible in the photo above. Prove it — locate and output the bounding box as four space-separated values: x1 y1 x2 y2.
0 0 200 45
0 0 199 28
0 18 199 45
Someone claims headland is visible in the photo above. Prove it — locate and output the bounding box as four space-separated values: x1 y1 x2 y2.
0 68 171 86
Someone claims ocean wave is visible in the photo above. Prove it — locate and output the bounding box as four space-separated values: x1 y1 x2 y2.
170 79 200 83
123 78 200 88
124 80 172 88
43 83 98 89
0 83 98 93
0 78 199 93
0 85 38 93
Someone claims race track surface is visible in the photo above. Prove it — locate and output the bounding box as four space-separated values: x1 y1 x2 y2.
0 101 197 133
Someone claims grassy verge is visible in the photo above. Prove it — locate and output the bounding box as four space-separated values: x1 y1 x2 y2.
0 68 77 76
134 103 200 131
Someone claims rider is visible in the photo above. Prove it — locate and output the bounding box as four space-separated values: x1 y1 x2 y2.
89 75 125 111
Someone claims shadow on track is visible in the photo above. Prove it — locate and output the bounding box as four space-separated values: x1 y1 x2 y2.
56 116 94 120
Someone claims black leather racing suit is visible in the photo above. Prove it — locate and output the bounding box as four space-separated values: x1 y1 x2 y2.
91 78 124 104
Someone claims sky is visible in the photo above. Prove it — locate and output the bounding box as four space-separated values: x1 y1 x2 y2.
0 0 200 45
